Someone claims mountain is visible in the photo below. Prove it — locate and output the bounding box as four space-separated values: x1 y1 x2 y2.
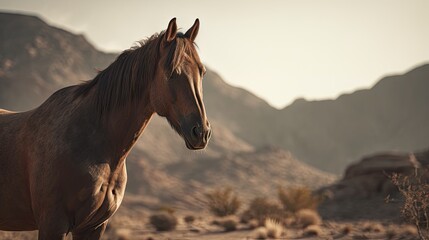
199 61 429 174
183 44 429 174
0 12 335 210
274 65 429 173
0 12 116 111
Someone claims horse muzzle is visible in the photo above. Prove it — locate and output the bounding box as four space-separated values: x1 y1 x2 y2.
185 121 211 150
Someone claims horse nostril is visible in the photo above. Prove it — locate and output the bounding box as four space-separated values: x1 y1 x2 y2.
191 126 200 138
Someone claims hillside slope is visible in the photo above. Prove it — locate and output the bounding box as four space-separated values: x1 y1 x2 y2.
275 65 429 172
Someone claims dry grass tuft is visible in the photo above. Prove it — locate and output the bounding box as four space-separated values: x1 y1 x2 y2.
219 218 238 232
242 197 284 225
116 235 130 240
205 187 241 217
362 222 384 233
248 219 259 230
385 229 397 240
278 186 321 214
184 215 195 224
295 209 322 228
341 224 353 235
265 218 284 239
254 227 268 239
401 224 418 235
303 225 323 237
149 212 178 231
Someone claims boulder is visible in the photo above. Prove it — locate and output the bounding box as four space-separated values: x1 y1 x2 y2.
320 149 429 200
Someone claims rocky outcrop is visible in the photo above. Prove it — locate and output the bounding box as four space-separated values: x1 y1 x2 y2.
320 149 429 200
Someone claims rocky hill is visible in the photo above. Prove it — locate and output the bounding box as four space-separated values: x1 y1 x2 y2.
275 65 429 173
0 12 116 111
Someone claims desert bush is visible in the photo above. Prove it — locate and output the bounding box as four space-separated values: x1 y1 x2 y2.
385 229 396 240
341 224 352 235
254 227 268 239
278 186 321 213
205 187 241 217
303 225 323 237
362 222 384 233
184 215 195 224
295 209 321 228
391 167 429 239
149 212 178 231
247 219 259 230
210 219 221 226
265 218 284 239
402 224 418 235
219 218 238 232
117 235 130 240
243 197 284 225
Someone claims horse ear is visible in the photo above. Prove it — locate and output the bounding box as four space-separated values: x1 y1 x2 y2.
185 19 200 42
164 18 177 43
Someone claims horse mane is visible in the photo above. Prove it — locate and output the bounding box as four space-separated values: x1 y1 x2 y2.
75 31 197 115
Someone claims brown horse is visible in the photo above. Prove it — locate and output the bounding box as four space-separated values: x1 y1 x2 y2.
0 18 211 239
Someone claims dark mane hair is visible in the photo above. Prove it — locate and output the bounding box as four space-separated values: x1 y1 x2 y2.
75 31 198 115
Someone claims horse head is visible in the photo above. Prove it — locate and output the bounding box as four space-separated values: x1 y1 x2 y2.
151 18 211 150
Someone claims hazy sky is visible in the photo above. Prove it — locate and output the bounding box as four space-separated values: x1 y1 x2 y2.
2 0 429 108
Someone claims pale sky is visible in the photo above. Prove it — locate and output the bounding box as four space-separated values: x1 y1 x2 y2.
2 0 429 108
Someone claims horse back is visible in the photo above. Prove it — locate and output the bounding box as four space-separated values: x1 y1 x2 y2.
0 109 38 230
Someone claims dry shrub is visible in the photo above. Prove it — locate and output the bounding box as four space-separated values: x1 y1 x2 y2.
149 212 178 231
248 219 259 230
278 186 321 213
283 217 295 227
391 167 429 239
219 218 238 232
385 229 397 240
210 219 222 226
341 224 353 235
265 218 284 239
362 222 384 233
242 197 284 225
117 235 130 240
254 227 268 239
303 225 323 237
402 224 418 235
205 187 241 217
295 209 321 228
184 215 195 224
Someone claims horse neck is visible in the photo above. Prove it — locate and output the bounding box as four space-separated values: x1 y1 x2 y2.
75 41 163 164
101 98 154 161
87 75 156 164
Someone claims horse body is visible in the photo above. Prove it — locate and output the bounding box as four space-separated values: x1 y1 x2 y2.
0 18 210 239
0 109 36 230
0 86 140 234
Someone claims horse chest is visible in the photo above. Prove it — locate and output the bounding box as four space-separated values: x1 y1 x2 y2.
72 163 127 230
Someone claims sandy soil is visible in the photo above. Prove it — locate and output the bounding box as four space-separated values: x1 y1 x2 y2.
0 196 424 240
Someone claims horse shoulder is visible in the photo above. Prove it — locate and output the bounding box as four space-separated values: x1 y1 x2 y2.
70 161 127 231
